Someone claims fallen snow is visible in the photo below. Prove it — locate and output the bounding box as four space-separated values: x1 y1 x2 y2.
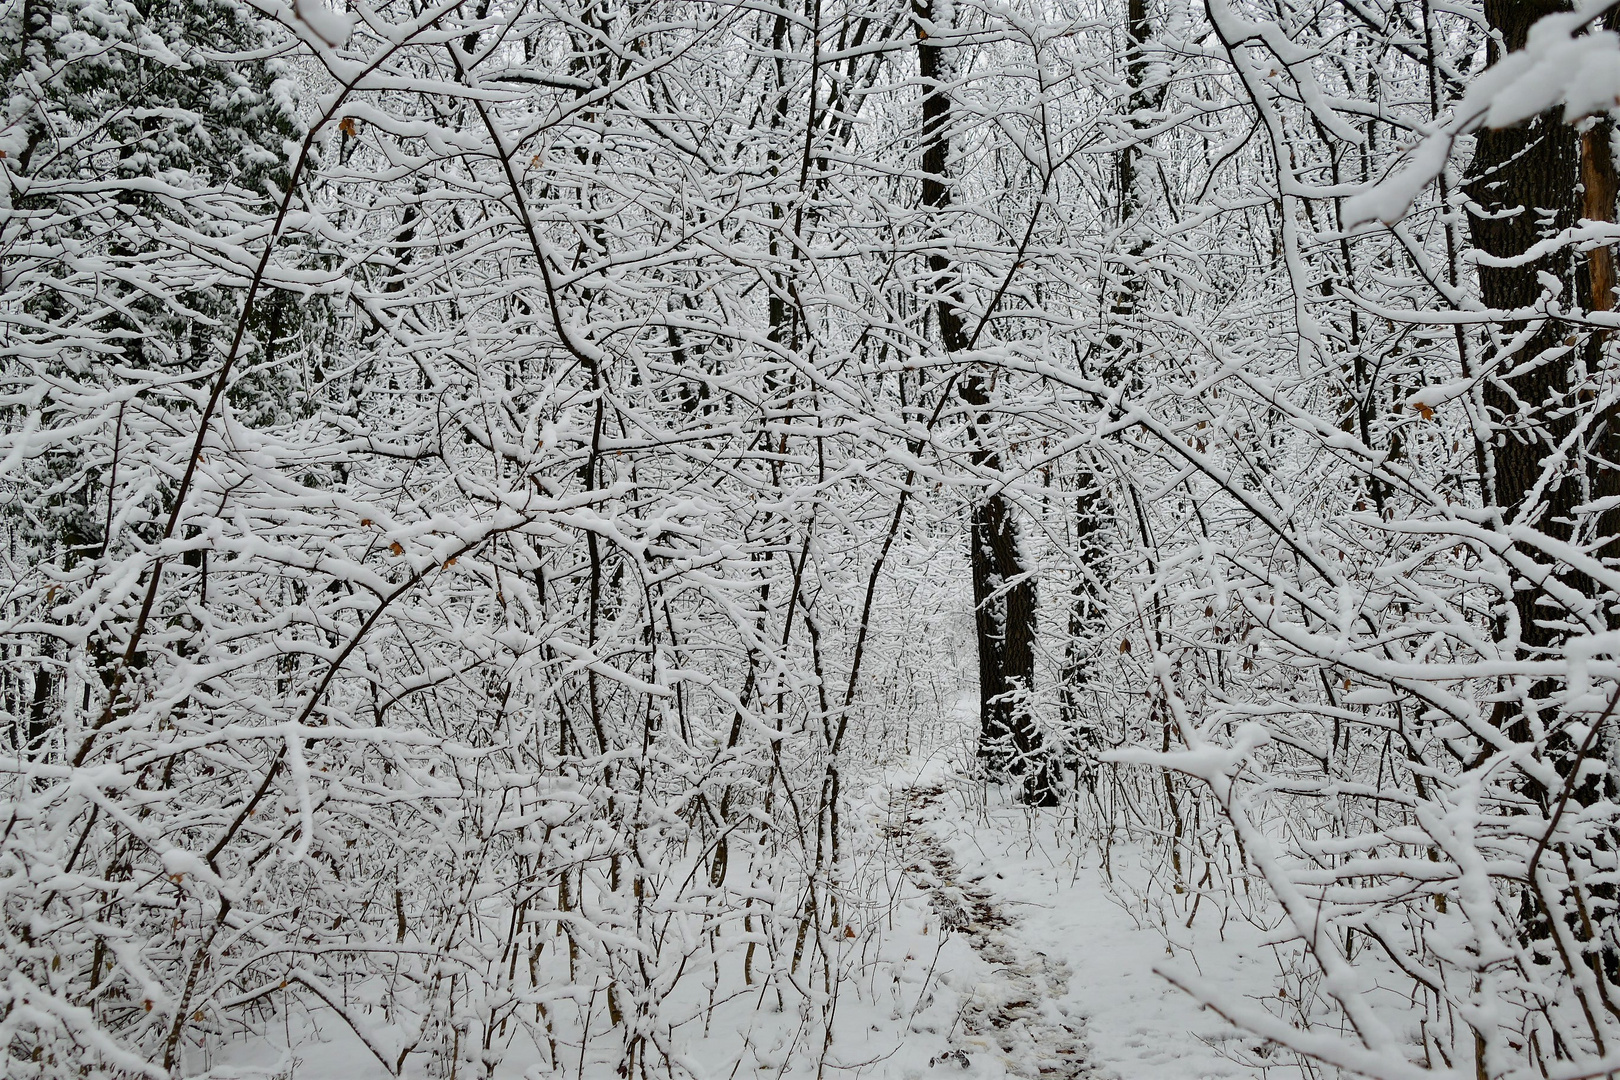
193 714 1301 1080
874 748 1305 1080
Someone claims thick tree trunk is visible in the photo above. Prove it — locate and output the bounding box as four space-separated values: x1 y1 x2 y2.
915 0 1055 804
1471 2 1586 564
1114 0 1154 236
1467 2 1620 786
1469 0 1620 982
1057 467 1108 788
28 660 51 758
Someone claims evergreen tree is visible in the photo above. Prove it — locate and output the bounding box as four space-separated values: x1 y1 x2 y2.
1 0 317 753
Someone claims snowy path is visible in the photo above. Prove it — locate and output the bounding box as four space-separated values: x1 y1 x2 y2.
875 756 1298 1080
882 778 1094 1079
202 751 1293 1080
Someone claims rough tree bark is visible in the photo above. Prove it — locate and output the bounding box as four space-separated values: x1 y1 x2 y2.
1467 1 1620 987
1059 0 1157 775
1467 1 1620 806
915 0 1056 804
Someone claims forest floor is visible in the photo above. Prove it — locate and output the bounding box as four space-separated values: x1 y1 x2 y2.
865 743 1305 1080
878 773 1093 1077
218 727 1303 1080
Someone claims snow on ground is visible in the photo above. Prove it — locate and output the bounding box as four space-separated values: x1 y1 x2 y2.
198 713 1302 1080
869 747 1303 1080
859 769 1092 1078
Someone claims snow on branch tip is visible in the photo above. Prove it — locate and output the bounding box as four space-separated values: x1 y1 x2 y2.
1346 1 1620 228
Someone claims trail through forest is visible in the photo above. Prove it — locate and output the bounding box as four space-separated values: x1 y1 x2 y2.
871 731 1296 1080
883 775 1094 1079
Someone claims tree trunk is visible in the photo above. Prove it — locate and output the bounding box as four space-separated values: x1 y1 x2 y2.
1057 466 1109 789
915 0 1055 805
1469 0 1620 984
1467 2 1620 798
1058 0 1157 778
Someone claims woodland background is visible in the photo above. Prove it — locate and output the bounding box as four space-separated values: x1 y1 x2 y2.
5 0 1620 1077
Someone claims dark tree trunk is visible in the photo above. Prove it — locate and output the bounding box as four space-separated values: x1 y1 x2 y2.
1467 2 1620 794
28 661 51 759
1057 467 1109 789
1471 3 1587 561
1105 0 1158 370
1469 1 1620 982
1114 0 1154 233
1058 0 1156 772
915 0 1055 805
